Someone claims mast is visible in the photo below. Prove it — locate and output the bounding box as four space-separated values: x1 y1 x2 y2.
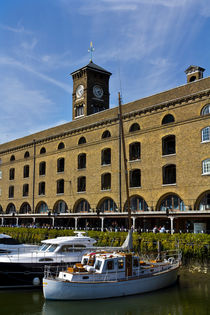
118 92 131 230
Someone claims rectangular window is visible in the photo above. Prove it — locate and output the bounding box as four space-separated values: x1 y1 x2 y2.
203 159 210 174
202 127 210 142
0 170 2 179
9 186 14 198
75 105 84 117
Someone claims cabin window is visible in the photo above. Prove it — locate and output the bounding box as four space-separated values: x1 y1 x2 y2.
95 260 102 270
82 258 88 265
47 244 58 252
133 258 139 267
118 259 124 269
60 245 73 253
107 260 114 270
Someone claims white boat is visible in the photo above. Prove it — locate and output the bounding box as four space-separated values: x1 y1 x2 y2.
0 233 38 255
43 248 181 300
0 231 124 289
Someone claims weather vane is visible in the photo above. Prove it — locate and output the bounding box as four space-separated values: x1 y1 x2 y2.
88 42 95 62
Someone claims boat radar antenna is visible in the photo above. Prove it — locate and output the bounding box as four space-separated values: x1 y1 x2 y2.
88 41 95 62
118 92 132 235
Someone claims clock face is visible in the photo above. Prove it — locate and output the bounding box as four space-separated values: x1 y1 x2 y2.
93 85 103 98
76 85 84 98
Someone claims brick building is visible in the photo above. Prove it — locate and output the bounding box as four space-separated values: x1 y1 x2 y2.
0 62 210 232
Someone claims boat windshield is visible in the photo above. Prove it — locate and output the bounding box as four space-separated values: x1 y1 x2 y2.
39 244 50 252
95 260 102 270
46 244 58 252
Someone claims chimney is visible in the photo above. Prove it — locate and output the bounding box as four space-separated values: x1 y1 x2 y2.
185 65 205 83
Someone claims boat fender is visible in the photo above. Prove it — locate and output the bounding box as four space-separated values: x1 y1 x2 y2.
33 277 40 286
168 257 175 264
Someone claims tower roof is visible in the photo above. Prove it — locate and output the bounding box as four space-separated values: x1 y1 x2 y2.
71 61 112 76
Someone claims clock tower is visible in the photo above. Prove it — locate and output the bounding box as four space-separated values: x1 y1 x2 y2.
71 61 112 120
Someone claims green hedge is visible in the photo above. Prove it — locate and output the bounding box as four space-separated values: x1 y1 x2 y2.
0 227 209 262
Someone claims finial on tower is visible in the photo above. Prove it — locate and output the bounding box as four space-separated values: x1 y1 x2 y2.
88 41 95 62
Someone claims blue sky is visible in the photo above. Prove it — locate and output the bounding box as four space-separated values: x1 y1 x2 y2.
0 0 210 143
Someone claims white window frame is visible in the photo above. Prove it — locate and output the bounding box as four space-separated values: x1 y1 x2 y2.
202 159 210 175
201 127 210 142
75 105 84 118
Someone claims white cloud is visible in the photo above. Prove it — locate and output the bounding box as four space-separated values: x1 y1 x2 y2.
0 23 33 35
0 56 71 93
0 77 56 143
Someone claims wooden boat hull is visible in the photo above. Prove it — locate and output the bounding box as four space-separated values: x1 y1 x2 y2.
43 266 179 300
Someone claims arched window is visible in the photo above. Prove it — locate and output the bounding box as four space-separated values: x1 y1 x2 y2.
24 151 30 158
101 173 111 190
129 169 141 187
75 199 90 212
0 205 3 213
39 161 46 176
40 147 46 154
9 168 15 180
162 114 175 125
23 165 29 178
38 182 45 195
201 104 210 116
202 159 210 175
78 153 86 169
102 130 111 139
6 203 16 214
129 123 140 132
36 202 48 213
57 158 65 173
8 186 14 198
58 142 65 150
159 194 185 211
10 155 15 162
78 136 86 145
19 202 31 214
54 200 67 213
23 184 29 197
162 164 176 184
201 127 210 142
162 135 176 155
57 179 64 194
101 148 111 165
77 176 86 192
124 195 148 211
197 191 210 210
99 198 117 212
129 142 141 160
